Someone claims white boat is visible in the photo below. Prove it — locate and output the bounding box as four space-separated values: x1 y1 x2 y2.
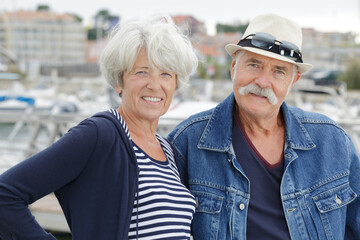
0 81 79 113
286 79 349 122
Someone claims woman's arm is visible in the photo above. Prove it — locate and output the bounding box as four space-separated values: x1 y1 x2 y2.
0 119 99 239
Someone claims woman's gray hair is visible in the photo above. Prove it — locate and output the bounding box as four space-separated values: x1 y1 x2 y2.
99 15 198 88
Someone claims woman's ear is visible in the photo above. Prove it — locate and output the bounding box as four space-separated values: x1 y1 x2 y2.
114 86 123 97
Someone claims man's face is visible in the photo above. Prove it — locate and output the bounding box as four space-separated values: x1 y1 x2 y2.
231 51 301 119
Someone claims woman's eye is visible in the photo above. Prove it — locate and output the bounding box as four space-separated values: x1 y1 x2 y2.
162 72 172 77
136 71 147 75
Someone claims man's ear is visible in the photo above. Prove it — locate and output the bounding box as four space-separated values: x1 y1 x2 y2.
293 72 301 86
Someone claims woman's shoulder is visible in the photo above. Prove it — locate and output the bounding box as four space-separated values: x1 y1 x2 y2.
68 109 128 143
84 109 125 130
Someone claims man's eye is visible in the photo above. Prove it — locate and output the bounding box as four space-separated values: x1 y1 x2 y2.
246 63 261 72
275 70 285 75
273 70 287 80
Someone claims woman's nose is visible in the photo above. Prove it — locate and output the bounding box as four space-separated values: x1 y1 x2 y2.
146 74 161 90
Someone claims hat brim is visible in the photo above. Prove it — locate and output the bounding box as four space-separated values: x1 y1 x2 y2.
225 44 313 73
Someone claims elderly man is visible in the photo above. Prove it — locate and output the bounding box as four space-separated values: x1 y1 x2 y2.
168 14 360 239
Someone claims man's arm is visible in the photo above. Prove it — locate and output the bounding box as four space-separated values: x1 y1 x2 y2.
345 135 360 239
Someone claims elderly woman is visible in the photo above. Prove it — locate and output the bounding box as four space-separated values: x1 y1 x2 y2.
0 16 198 240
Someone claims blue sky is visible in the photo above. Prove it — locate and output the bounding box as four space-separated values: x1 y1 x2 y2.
2 0 360 35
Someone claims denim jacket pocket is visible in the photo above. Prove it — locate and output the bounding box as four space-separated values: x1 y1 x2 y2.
313 184 356 213
191 190 223 240
311 183 357 239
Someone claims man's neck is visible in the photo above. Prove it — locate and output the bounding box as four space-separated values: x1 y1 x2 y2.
235 107 286 166
237 108 284 137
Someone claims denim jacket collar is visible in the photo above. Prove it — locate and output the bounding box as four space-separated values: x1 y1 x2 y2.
198 94 235 152
282 104 316 150
198 93 316 152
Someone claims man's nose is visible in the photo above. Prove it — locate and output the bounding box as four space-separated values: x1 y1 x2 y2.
253 70 272 89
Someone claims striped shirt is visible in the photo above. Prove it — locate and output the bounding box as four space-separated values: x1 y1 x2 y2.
108 109 195 239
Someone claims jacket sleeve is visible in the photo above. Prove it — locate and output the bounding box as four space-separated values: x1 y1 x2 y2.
0 119 99 240
345 135 360 239
167 129 189 189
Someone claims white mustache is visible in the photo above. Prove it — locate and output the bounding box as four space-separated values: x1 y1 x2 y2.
238 83 278 105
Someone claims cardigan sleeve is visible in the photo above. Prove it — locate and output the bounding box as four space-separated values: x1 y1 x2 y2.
0 118 99 240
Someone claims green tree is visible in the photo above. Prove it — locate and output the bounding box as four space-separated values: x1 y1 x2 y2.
37 5 50 11
87 9 120 40
338 60 360 89
68 13 83 23
87 28 106 41
216 23 248 33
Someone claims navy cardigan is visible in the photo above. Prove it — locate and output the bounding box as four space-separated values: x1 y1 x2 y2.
0 111 139 239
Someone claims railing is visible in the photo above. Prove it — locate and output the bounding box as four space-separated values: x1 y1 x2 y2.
336 118 360 154
1 109 360 162
0 110 184 165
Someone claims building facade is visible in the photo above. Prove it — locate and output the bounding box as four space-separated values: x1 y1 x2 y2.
301 28 359 71
172 15 207 36
0 10 87 75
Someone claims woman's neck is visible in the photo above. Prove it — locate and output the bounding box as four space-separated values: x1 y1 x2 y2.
116 106 158 143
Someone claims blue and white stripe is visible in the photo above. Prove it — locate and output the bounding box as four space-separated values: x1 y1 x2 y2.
108 109 195 239
108 108 131 139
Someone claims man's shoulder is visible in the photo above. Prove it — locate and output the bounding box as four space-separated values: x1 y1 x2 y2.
286 104 340 127
168 108 214 141
182 107 214 124
168 93 235 142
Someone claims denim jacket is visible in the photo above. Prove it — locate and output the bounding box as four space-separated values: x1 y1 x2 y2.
167 93 360 240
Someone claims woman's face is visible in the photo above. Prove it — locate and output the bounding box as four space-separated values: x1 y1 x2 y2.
116 48 177 123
